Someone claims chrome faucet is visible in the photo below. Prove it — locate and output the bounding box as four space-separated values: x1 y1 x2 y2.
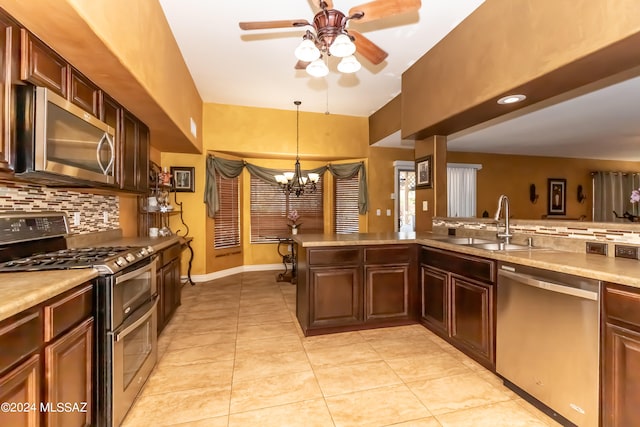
494 194 513 244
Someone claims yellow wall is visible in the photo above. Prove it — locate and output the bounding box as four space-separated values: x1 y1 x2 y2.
448 152 640 220
162 103 373 275
367 147 414 232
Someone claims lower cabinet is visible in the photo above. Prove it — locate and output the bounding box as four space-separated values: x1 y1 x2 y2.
602 282 640 427
157 243 182 334
420 246 496 369
0 283 94 427
298 245 416 335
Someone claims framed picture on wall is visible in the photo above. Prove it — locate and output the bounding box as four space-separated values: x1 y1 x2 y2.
415 155 432 189
547 178 566 215
171 166 195 192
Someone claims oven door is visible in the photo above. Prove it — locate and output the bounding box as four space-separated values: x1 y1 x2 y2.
112 258 157 328
109 296 158 427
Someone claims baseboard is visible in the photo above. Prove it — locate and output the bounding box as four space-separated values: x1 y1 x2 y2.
182 263 285 283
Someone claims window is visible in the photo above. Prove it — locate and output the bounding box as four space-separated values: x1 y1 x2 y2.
250 174 323 243
447 163 482 217
335 174 359 234
213 171 240 249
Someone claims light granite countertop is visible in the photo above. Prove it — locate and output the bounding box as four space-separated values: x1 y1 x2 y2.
0 235 188 323
293 232 640 289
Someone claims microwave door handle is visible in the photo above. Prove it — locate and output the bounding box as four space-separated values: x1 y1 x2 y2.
96 132 115 175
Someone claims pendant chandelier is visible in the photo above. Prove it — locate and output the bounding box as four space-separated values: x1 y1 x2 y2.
274 101 319 197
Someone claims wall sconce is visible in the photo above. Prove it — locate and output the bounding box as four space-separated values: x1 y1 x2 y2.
577 185 587 203
529 184 539 204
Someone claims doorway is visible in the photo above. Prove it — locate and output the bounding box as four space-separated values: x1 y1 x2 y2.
394 161 416 232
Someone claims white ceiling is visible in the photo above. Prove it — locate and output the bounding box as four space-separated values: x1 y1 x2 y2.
158 0 485 117
448 69 640 162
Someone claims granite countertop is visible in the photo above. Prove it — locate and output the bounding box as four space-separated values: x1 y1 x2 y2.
0 269 99 322
0 234 189 323
293 232 640 289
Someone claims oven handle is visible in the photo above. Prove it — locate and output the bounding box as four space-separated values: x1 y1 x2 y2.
115 296 158 343
116 257 157 285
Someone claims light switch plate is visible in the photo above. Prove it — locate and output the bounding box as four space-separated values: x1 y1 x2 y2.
376 209 381 216
422 201 428 211
386 209 391 216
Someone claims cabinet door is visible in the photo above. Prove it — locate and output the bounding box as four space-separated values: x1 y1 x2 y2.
450 275 493 366
137 123 150 192
365 264 409 321
44 318 93 427
0 12 18 175
420 265 448 337
156 267 165 335
309 266 362 328
162 257 180 326
69 69 99 116
0 354 40 427
20 29 68 97
120 111 138 191
602 322 640 427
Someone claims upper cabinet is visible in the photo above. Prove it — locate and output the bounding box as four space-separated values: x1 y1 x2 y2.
0 11 20 177
0 7 150 192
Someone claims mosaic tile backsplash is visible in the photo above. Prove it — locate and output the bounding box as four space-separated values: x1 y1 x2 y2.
0 182 120 234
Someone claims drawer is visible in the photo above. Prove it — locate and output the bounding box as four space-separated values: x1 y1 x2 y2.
44 283 93 342
308 248 361 266
0 309 42 375
365 245 413 264
604 283 640 329
161 243 181 266
421 246 495 284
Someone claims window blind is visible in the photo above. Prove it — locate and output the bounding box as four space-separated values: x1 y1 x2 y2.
335 174 359 234
250 174 323 243
213 171 240 249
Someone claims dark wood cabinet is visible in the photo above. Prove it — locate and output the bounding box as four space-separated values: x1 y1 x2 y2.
157 243 182 334
297 245 416 336
602 283 640 427
450 275 493 364
0 283 93 427
69 69 99 116
0 355 40 427
120 110 149 192
420 265 448 336
20 29 68 98
420 246 496 369
44 318 93 427
309 266 362 329
0 11 19 176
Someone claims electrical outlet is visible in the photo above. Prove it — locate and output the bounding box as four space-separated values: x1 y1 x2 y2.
585 242 607 256
386 209 391 216
615 245 640 260
103 212 109 224
376 209 381 216
73 212 80 226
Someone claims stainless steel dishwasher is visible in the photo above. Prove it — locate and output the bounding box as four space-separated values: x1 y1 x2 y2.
496 262 600 427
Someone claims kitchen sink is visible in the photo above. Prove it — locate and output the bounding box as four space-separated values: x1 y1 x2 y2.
439 237 497 245
470 242 535 251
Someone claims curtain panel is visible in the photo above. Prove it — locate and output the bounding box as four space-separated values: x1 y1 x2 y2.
204 155 368 217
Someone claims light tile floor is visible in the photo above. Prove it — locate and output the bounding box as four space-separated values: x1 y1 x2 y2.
121 271 560 427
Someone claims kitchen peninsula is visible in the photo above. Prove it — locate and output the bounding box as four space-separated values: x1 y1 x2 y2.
293 231 640 426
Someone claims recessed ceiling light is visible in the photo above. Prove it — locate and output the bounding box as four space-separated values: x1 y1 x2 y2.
497 94 527 104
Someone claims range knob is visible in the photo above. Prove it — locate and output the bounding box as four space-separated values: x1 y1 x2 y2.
139 247 148 256
125 253 136 262
146 245 154 253
115 256 128 266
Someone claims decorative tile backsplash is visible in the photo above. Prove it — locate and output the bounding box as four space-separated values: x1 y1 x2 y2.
0 182 120 234
434 218 640 244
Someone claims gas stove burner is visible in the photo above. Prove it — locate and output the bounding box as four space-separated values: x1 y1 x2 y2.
0 245 155 274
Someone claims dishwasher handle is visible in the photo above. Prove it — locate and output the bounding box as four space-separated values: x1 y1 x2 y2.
498 269 598 301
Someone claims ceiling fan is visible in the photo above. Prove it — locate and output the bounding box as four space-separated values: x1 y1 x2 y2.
239 0 421 76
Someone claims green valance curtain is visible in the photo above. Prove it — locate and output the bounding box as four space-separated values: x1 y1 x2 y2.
204 155 368 217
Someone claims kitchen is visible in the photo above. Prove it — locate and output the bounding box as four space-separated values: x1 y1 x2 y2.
1 0 640 426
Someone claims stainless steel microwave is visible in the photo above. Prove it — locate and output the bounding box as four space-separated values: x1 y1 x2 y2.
15 86 116 186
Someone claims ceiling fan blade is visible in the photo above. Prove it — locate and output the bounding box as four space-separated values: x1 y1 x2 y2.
349 0 421 24
350 30 388 65
295 60 310 70
239 19 310 30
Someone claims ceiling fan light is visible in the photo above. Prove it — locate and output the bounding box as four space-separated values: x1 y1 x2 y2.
294 39 320 62
329 34 356 58
337 55 361 73
306 58 329 77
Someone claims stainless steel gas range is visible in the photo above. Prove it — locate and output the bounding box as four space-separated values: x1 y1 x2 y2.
0 211 158 427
